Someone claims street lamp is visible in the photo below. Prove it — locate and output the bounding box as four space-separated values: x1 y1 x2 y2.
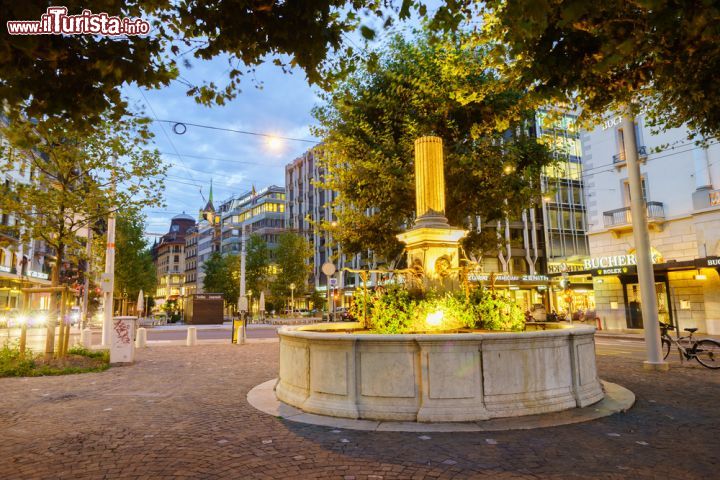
289 283 296 316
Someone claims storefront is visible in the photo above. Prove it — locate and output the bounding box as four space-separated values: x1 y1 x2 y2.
0 267 52 314
468 273 550 312
576 254 720 333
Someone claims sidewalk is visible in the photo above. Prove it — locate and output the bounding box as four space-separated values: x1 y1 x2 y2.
595 329 720 342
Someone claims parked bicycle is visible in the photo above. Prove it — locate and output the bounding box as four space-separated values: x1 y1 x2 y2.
659 322 720 369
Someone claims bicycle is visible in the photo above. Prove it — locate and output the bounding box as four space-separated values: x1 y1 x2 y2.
659 322 720 369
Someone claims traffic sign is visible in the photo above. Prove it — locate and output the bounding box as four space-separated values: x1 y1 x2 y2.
321 262 336 276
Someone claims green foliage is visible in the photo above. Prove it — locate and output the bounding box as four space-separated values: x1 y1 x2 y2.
353 285 525 334
479 0 720 138
0 342 35 377
0 1 434 124
270 233 313 300
115 208 157 299
202 252 241 308
68 345 110 362
246 234 271 296
312 28 556 259
0 342 109 377
0 112 167 288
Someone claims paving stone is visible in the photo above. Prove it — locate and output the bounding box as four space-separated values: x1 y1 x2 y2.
1 344 719 479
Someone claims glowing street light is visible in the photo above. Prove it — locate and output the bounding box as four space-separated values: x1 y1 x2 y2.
265 136 284 152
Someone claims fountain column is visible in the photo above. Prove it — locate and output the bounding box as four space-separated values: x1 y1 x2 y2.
397 136 467 286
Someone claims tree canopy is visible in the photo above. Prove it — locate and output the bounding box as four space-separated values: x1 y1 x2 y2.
246 233 271 296
479 0 720 137
0 1 459 123
312 29 556 260
270 232 313 301
0 112 166 286
202 252 240 306
115 208 157 300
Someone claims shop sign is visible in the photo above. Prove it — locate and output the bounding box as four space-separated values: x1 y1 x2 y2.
28 270 49 280
698 257 720 268
595 266 635 276
601 116 622 131
0 265 11 274
584 252 661 270
547 261 587 274
468 273 549 283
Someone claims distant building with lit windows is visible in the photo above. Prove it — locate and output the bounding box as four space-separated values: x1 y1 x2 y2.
217 185 286 256
152 213 196 308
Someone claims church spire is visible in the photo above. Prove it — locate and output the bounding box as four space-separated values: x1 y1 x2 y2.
209 178 213 204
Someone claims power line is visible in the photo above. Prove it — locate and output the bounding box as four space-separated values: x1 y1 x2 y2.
136 88 204 195
148 118 320 144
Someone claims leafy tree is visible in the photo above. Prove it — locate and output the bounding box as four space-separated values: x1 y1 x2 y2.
270 232 313 302
246 233 270 296
114 208 157 301
0 1 456 123
312 29 556 260
0 111 165 352
478 0 720 138
202 252 240 307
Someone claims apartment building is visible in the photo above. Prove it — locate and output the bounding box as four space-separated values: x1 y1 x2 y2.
0 135 52 312
217 185 286 255
153 213 195 308
285 149 372 308
581 114 720 333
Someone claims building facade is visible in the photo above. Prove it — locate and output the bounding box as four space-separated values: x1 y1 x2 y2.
184 186 221 297
153 213 196 309
536 111 594 315
0 134 52 314
581 114 720 333
285 149 373 308
217 185 286 256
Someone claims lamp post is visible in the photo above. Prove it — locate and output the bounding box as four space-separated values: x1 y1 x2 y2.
621 114 666 370
289 283 295 317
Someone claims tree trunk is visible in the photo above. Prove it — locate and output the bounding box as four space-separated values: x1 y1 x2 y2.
44 243 64 360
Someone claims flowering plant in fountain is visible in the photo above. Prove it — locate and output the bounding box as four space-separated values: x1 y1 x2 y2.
350 285 525 334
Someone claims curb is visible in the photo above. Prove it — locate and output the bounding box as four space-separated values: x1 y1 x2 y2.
246 379 634 433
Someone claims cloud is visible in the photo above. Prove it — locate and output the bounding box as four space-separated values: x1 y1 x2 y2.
124 57 321 235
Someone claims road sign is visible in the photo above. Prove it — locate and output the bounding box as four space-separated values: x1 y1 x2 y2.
329 278 338 287
321 262 336 276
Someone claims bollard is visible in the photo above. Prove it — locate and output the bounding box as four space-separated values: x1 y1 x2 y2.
136 327 147 348
186 326 197 346
81 328 93 349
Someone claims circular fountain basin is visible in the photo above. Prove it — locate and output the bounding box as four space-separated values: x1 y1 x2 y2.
276 323 604 422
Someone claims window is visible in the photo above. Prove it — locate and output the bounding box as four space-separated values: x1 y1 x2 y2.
573 212 585 230
174 255 179 263
623 177 648 205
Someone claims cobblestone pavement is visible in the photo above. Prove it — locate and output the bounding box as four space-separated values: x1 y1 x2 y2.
1 344 719 479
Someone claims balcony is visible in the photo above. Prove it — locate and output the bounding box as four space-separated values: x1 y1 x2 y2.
613 146 648 167
603 201 665 236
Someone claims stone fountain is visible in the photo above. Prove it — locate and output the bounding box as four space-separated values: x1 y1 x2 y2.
270 136 607 423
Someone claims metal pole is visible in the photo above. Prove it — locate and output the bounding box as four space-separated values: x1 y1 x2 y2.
102 156 117 348
238 224 247 344
621 115 667 371
81 228 92 330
